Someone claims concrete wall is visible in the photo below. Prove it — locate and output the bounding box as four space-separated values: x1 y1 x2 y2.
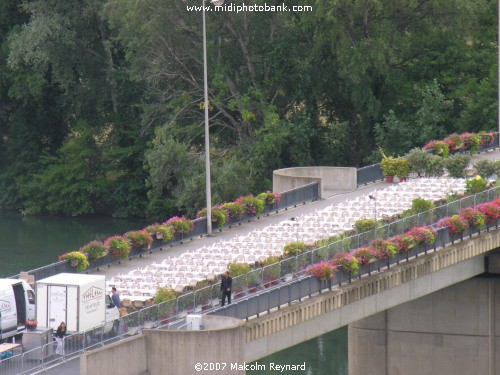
272 167 357 197
80 316 245 375
145 316 245 375
80 335 147 375
244 228 500 362
349 277 500 375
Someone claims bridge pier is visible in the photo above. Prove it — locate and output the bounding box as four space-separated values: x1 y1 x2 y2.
348 276 500 375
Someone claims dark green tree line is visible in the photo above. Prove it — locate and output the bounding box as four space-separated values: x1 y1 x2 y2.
0 0 497 219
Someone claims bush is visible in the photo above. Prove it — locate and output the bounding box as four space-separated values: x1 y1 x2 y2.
235 195 265 215
423 140 449 158
406 148 429 177
436 215 469 235
220 202 246 220
196 206 228 228
227 262 252 277
459 207 485 229
164 216 194 235
479 131 495 147
354 218 376 233
394 157 410 178
256 191 281 205
445 154 471 178
59 251 89 272
443 133 464 152
370 239 397 259
473 159 497 179
351 247 377 265
125 230 153 249
460 132 482 153
406 227 436 245
153 287 177 304
104 235 131 260
306 261 337 281
477 202 500 223
424 154 445 177
388 233 416 253
332 253 359 275
380 156 397 176
79 241 107 262
283 241 308 257
402 198 434 218
465 176 488 194
156 225 174 242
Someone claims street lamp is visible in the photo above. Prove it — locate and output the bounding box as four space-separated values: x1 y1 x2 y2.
203 0 224 235
290 217 299 243
369 194 377 239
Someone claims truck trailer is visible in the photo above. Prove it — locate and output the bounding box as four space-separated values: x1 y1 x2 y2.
35 273 119 335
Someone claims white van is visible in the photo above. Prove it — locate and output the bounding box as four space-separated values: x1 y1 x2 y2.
0 279 35 341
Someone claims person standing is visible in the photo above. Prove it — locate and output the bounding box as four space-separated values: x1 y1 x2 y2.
220 271 232 306
111 287 120 308
55 322 66 355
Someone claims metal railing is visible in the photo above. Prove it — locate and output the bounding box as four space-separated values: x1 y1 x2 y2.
356 132 500 187
8 182 320 278
2 186 499 373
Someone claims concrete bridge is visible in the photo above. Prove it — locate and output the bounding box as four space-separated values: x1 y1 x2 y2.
81 225 500 375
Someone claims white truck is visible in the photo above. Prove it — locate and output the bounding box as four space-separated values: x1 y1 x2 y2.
0 279 36 341
35 273 120 336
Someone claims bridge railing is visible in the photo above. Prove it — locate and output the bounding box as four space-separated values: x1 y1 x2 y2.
2 189 499 372
356 132 499 187
8 182 320 279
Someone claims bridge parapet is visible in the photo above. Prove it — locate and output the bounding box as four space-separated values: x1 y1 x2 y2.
244 228 500 361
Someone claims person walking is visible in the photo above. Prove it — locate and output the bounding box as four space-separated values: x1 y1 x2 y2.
54 322 66 355
220 271 232 306
111 287 120 308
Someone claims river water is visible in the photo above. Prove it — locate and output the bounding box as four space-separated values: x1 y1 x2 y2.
0 212 348 373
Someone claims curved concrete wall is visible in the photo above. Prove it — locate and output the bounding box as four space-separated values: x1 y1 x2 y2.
81 316 246 375
272 167 357 198
349 277 500 375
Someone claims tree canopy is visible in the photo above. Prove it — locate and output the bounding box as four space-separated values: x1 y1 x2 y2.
0 0 497 219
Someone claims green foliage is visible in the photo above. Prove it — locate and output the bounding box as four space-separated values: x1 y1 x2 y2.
104 235 131 260
394 157 410 178
153 287 177 304
380 156 397 177
406 148 430 177
424 155 445 177
227 262 252 277
156 225 174 242
164 216 194 235
473 159 497 179
196 207 228 228
60 251 89 272
80 241 107 262
354 218 376 233
283 241 308 257
235 195 265 216
220 202 246 220
410 198 435 215
0 0 497 223
445 154 471 178
465 176 488 195
124 230 153 249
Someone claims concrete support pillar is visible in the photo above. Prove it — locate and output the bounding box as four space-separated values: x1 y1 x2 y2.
349 277 500 375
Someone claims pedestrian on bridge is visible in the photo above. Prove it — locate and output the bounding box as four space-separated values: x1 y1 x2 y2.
220 271 232 306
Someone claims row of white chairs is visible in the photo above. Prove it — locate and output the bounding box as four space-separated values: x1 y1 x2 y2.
109 177 466 295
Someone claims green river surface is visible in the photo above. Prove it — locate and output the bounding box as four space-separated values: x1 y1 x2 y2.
0 212 348 374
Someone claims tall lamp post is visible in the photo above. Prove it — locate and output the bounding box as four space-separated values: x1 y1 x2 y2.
369 194 377 239
290 217 299 243
203 0 224 235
